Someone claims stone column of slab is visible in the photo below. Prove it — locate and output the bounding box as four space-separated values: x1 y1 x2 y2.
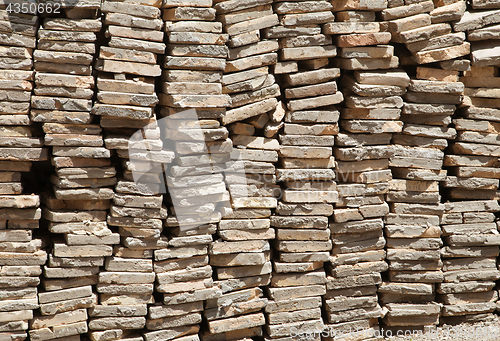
272 0 336 74
383 74 463 333
438 64 500 325
144 2 230 341
385 0 469 65
380 0 471 332
30 3 111 341
438 200 500 325
382 94 451 331
383 102 450 332
88 1 168 340
322 1 396 340
264 1 340 340
266 213 330 341
455 3 500 69
199 1 281 340
330 72 409 341
332 3 395 72
0 6 47 340
380 8 469 331
446 65 500 202
440 1 500 321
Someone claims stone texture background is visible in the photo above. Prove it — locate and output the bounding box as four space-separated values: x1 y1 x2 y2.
1 0 500 340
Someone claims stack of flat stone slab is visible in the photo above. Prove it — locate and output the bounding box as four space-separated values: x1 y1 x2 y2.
267 210 330 341
269 121 338 340
145 1 229 341
95 0 164 176
218 0 281 150
160 0 230 122
30 283 95 341
0 3 46 326
455 2 500 68
200 1 281 340
147 241 217 341
0 19 47 336
329 0 394 72
336 69 408 205
271 0 336 74
204 173 275 340
91 0 169 340
326 2 401 336
216 0 282 266
445 66 500 201
0 2 36 129
148 123 227 341
148 209 218 341
0 10 47 341
31 14 99 120
32 5 115 341
265 3 343 339
326 210 387 341
204 216 272 341
382 66 463 332
159 0 231 228
267 30 341 341
327 4 402 338
385 0 470 65
266 211 328 341
204 154 276 336
438 200 500 325
328 66 409 339
0 188 45 341
3 0 500 336
438 65 500 324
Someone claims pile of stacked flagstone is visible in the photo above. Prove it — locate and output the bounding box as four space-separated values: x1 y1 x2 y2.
90 0 168 339
31 284 94 341
204 178 275 341
324 2 390 340
265 1 340 340
0 0 37 129
382 59 464 336
145 1 230 341
384 0 470 65
456 1 500 69
325 1 396 338
438 64 500 324
379 2 472 330
31 3 114 341
3 0 500 336
438 200 500 325
0 3 47 333
445 65 500 201
330 72 409 340
0 6 47 341
271 0 336 73
199 0 282 340
217 0 282 211
330 0 394 72
159 0 231 229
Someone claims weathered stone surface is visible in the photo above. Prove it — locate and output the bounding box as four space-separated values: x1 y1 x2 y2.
415 42 470 64
337 32 391 48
